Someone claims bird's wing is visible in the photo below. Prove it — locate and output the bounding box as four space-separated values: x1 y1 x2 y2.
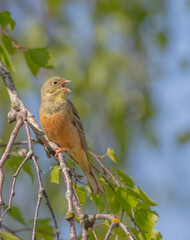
67 100 88 158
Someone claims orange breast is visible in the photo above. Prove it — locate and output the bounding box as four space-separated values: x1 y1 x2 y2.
39 111 80 149
39 109 91 173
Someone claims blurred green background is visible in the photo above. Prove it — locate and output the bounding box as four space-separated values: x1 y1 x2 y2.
1 0 190 239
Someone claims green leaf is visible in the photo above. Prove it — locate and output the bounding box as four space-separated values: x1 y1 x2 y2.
2 34 15 54
87 186 107 212
25 48 52 76
0 42 15 71
36 218 54 240
116 170 135 188
24 51 40 76
134 203 158 233
4 205 27 226
5 153 34 182
107 148 119 163
50 165 59 184
151 229 162 240
130 228 146 240
106 185 121 214
0 11 15 30
5 155 25 173
75 185 86 210
115 187 138 214
28 48 50 67
88 224 109 240
22 161 34 183
0 232 20 240
113 227 127 239
135 187 158 206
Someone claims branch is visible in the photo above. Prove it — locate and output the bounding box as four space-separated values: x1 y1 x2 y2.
58 152 77 240
89 214 136 240
0 140 38 148
0 118 23 230
1 150 33 221
72 190 90 240
89 151 120 187
104 222 116 240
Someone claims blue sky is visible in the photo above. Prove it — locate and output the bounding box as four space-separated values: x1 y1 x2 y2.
130 0 190 239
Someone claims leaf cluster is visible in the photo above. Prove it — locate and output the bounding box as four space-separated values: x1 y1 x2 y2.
49 149 161 240
0 11 52 75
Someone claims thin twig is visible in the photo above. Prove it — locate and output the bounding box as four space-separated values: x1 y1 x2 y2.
0 140 38 148
104 222 116 240
2 224 31 234
91 229 98 240
89 151 120 186
0 118 23 230
58 153 77 240
0 118 23 165
119 221 136 240
72 190 91 240
43 190 60 237
88 214 136 240
1 150 33 220
121 209 125 221
1 224 24 240
32 156 44 240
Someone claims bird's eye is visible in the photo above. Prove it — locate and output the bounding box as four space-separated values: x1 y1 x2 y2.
52 80 58 85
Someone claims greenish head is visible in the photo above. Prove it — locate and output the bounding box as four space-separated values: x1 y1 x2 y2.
40 76 71 103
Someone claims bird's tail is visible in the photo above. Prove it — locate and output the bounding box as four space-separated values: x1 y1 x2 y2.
84 164 105 194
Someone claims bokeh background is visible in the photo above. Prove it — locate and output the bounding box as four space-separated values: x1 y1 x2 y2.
0 0 190 239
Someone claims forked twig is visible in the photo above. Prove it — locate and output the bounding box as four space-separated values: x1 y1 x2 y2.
1 150 33 220
104 222 116 240
0 118 23 229
89 151 120 186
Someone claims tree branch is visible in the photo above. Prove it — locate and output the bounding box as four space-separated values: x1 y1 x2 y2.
72 190 90 240
0 118 23 230
58 152 77 240
104 222 116 240
91 214 136 240
1 150 33 221
89 151 120 186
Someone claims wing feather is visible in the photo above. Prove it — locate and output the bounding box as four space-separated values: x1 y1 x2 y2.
67 100 88 158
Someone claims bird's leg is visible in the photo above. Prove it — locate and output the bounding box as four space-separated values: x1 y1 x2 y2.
55 147 70 159
43 138 49 148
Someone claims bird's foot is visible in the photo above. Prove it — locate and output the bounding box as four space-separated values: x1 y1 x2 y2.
43 138 49 148
55 147 70 159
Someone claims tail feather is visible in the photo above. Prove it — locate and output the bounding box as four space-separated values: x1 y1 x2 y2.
84 164 105 194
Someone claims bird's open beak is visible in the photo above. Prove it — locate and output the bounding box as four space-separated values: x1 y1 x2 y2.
62 79 72 92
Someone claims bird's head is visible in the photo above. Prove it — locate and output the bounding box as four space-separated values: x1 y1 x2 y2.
41 76 71 102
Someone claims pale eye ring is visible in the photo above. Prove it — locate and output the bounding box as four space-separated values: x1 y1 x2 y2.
52 80 58 85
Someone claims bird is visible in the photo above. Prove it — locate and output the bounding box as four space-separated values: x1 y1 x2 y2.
39 76 105 194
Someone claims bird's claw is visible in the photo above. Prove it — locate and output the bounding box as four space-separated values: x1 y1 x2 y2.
55 147 69 159
43 138 49 148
